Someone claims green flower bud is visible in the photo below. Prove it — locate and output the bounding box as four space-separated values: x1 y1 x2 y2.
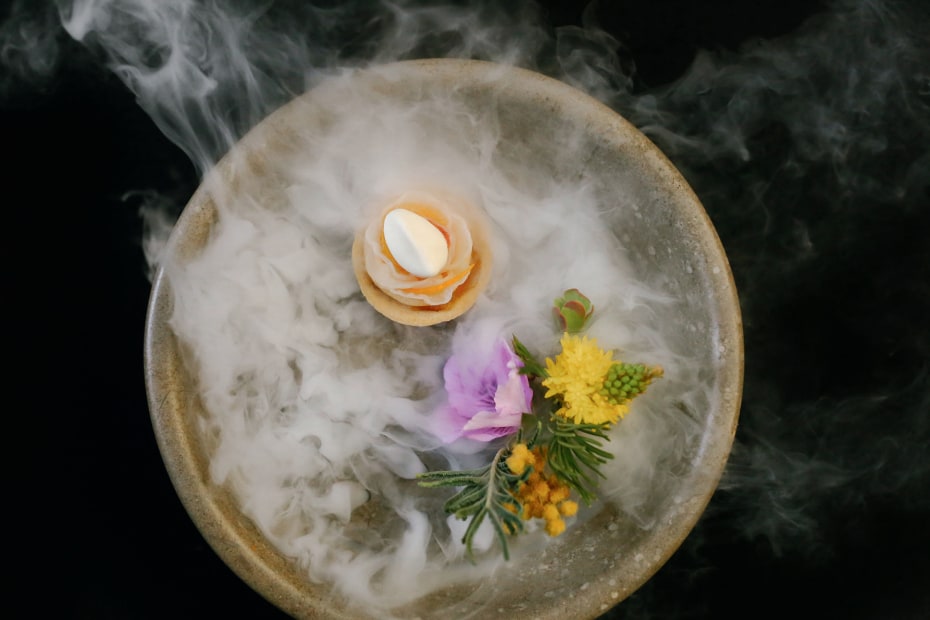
552 288 595 333
600 361 664 406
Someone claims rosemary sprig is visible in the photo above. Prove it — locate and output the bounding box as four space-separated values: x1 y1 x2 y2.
417 446 529 561
545 418 614 505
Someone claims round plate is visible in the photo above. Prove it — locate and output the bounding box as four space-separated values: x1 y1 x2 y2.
144 58 743 619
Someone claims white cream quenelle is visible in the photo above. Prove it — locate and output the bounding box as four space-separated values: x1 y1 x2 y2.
382 208 449 278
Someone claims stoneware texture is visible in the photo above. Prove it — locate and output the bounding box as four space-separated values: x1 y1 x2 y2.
144 58 743 619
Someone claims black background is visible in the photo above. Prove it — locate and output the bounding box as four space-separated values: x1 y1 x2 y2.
5 1 929 618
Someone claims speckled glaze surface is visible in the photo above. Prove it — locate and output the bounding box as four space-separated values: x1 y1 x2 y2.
144 59 743 619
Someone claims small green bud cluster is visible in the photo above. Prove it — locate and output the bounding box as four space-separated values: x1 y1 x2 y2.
598 363 660 405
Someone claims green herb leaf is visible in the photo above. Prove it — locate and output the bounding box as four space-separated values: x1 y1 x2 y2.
417 447 529 561
545 418 614 505
512 335 548 378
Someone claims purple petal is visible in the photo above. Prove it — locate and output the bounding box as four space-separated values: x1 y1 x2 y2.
494 372 531 416
436 338 535 445
462 409 522 432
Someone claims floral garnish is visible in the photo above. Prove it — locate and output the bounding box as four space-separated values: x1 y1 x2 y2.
418 289 663 560
552 288 594 332
543 334 663 426
437 338 533 443
511 445 578 536
505 442 536 475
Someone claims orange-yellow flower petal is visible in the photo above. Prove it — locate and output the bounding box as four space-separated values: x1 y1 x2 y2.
506 443 534 475
545 517 566 537
542 503 560 522
558 500 579 517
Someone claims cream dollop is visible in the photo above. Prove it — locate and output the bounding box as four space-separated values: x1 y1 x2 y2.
382 208 449 278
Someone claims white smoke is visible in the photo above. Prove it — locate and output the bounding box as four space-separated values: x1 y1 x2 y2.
4 0 927 617
155 62 708 612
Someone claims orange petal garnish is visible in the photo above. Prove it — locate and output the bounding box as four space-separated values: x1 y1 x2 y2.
399 263 475 295
379 230 407 274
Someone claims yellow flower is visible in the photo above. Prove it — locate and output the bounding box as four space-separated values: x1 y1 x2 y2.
511 450 576 538
506 443 535 475
548 481 570 504
542 334 630 425
558 500 579 517
542 503 560 522
545 516 566 536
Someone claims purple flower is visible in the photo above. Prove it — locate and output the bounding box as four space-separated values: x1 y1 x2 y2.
437 339 534 443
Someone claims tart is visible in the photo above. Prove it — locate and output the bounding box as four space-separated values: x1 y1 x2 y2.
352 190 492 326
